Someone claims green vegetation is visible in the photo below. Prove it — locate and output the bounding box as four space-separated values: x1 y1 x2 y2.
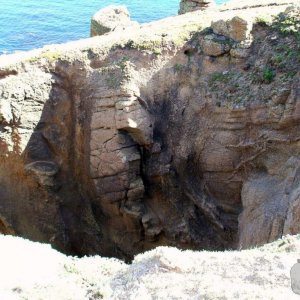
255 15 272 26
99 56 135 88
117 38 162 55
273 10 300 52
28 51 63 63
153 49 162 55
112 23 203 55
233 96 243 105
271 46 300 72
284 70 297 80
272 53 284 67
41 51 62 61
209 71 234 85
177 24 202 43
117 56 131 70
136 40 162 55
272 11 300 37
262 66 275 83
97 65 122 88
105 75 120 88
279 44 300 60
250 66 276 85
173 63 185 73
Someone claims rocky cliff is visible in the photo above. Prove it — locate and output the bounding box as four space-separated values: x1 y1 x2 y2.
0 0 300 260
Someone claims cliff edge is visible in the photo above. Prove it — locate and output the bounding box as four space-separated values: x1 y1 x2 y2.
1 234 299 299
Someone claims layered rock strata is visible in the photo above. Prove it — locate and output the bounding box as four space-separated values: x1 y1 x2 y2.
0 1 300 259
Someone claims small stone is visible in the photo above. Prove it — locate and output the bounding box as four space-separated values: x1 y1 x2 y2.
211 19 228 36
230 48 251 59
272 89 290 105
25 161 59 187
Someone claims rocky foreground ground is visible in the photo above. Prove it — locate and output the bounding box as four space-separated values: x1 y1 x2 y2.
0 234 300 299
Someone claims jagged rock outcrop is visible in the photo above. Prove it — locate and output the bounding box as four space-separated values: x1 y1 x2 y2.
0 1 300 260
90 5 139 37
179 0 216 14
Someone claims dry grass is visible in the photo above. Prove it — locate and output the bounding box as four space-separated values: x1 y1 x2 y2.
0 234 299 299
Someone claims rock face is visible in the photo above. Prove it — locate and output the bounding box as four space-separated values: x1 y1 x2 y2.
212 16 251 42
0 2 300 260
91 5 139 37
179 0 216 14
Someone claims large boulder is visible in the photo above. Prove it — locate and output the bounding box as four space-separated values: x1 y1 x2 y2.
200 34 232 56
179 0 216 14
212 16 251 42
90 5 139 37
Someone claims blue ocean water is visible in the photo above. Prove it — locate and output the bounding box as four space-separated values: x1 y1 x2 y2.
0 0 227 54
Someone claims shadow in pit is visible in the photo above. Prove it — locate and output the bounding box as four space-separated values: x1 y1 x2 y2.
85 25 243 256
0 25 243 260
0 59 104 257
134 31 243 252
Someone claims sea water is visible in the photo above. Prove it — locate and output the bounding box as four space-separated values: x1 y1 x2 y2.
0 0 227 54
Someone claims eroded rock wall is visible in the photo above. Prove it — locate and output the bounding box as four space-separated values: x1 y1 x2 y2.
0 2 300 259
